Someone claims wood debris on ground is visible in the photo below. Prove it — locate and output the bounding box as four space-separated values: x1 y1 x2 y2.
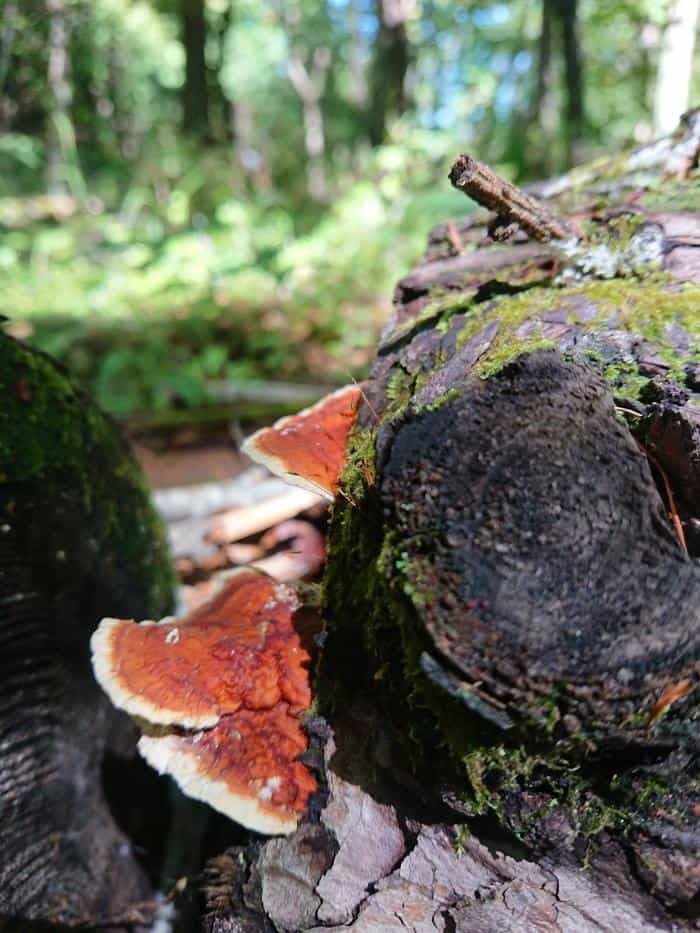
149 463 328 610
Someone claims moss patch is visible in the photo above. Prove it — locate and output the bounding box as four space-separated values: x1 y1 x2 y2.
639 170 700 213
337 426 378 505
445 278 700 391
1 333 175 615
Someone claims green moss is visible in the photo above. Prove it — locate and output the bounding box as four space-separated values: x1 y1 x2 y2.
634 776 670 809
461 743 629 843
416 387 462 414
384 346 452 421
385 368 413 415
577 278 698 346
337 426 377 505
477 335 557 379
569 787 628 838
381 290 476 350
0 334 175 614
453 824 471 856
463 746 538 816
579 212 647 250
602 360 649 399
451 278 699 389
639 170 700 213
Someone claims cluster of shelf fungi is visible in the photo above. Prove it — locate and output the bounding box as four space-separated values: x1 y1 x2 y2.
1 112 699 931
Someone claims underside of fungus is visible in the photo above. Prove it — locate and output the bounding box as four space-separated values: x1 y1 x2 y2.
91 568 316 835
242 384 362 499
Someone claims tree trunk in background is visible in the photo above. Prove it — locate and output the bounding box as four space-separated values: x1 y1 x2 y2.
288 48 331 203
231 97 270 188
532 0 584 170
0 1 17 131
557 0 584 163
368 0 413 145
530 0 555 174
181 0 210 137
347 0 369 108
46 0 83 197
534 0 553 122
653 0 700 136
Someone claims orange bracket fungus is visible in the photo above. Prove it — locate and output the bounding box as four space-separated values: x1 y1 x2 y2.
241 384 362 500
91 568 316 835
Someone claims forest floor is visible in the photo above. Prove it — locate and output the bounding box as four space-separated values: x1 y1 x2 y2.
134 431 246 489
134 424 329 615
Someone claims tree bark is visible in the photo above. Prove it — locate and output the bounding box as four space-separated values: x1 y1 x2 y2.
181 0 210 137
557 0 584 162
231 96 270 188
206 114 700 931
368 0 413 145
653 0 700 136
288 48 331 203
46 0 83 198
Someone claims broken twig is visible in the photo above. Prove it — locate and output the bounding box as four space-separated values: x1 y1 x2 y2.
636 441 688 554
449 154 576 243
446 220 464 254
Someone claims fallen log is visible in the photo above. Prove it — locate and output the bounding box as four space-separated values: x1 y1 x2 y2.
206 113 700 930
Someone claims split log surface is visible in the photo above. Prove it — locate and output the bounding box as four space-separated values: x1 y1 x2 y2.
213 116 700 931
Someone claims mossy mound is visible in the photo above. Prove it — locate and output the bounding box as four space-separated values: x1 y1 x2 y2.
0 332 174 922
0 331 174 614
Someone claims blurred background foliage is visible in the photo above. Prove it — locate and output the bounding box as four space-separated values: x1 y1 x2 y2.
0 0 698 419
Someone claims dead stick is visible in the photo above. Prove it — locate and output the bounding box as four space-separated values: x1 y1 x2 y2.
449 154 575 243
446 220 463 254
639 444 688 555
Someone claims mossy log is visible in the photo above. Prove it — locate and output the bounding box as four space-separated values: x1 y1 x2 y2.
206 115 700 931
0 334 175 927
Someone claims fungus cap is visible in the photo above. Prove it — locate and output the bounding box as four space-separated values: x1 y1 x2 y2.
241 384 362 500
90 568 315 834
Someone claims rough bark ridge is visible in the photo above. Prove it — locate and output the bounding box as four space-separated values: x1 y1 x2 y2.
206 116 700 931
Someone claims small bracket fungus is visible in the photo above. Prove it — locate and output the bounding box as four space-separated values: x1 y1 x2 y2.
91 568 316 835
242 385 362 500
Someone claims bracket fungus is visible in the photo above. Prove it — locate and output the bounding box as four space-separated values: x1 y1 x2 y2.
90 384 363 835
91 568 316 835
241 384 362 500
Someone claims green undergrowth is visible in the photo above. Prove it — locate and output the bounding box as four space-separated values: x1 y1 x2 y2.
1 142 463 420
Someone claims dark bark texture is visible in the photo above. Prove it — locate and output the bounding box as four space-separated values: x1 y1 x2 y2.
368 0 411 146
207 114 700 931
0 335 175 927
181 0 209 136
558 0 584 155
